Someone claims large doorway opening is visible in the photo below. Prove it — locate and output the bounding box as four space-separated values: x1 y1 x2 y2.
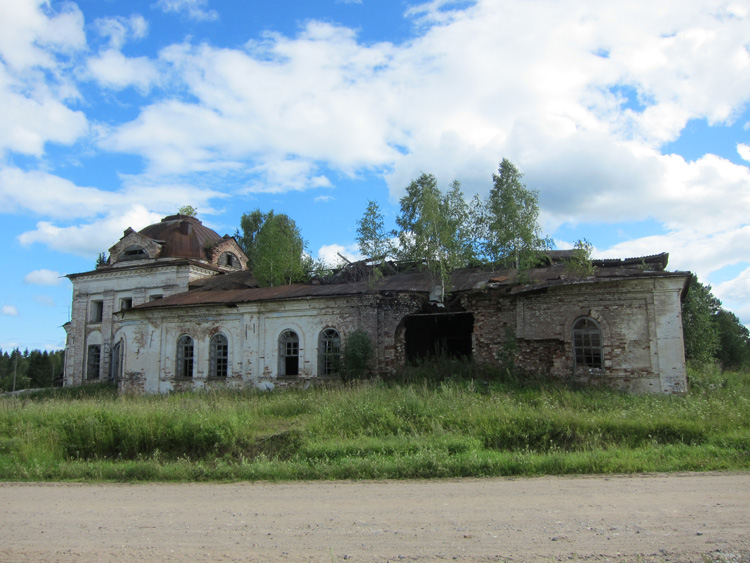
404 312 474 364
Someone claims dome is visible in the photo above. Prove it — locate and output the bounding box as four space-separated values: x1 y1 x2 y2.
137 214 224 261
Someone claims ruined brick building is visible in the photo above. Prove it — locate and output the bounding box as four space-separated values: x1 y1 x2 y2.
64 214 690 394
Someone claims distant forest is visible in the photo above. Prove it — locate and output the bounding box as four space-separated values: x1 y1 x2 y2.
0 349 64 392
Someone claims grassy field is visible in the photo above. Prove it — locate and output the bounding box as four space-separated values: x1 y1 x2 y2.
1 363 748 482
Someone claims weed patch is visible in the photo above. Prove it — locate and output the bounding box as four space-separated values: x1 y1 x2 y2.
0 365 748 481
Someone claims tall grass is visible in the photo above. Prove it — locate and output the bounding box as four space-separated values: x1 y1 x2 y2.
1 364 748 481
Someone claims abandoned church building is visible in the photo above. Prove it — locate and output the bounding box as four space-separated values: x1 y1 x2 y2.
63 214 690 395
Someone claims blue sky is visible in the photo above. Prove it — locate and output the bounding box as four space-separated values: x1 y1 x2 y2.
2 0 750 351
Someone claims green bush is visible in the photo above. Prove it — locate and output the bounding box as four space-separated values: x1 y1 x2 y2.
341 328 374 382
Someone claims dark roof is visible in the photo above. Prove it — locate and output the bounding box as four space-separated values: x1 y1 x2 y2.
138 215 224 261
132 254 688 311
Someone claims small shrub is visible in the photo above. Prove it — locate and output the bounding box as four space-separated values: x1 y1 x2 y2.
341 328 374 382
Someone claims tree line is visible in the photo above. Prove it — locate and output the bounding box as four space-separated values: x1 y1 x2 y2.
682 277 750 370
235 159 555 293
0 349 65 392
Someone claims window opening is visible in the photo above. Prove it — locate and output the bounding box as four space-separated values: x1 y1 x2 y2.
86 345 101 379
90 300 103 323
120 297 133 311
120 246 148 261
573 317 603 368
176 335 194 378
149 294 163 301
318 329 341 375
219 252 239 268
210 334 229 378
110 341 123 382
278 330 299 376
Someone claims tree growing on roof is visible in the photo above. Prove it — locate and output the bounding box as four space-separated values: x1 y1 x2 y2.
394 174 473 301
178 205 197 217
356 200 391 261
236 209 311 286
480 159 552 268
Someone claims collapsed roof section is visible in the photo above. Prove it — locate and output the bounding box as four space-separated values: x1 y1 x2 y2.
132 252 685 312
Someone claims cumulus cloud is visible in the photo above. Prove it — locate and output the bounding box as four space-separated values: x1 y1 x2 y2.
317 243 361 267
86 49 160 93
0 1 88 156
93 14 148 50
24 269 63 286
0 166 228 220
155 0 218 22
2 305 19 317
0 0 85 71
18 205 164 257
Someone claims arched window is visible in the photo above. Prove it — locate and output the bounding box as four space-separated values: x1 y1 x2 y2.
278 330 299 376
573 317 603 369
318 329 341 376
210 333 229 378
176 335 194 378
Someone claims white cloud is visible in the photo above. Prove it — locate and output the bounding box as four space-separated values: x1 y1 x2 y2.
0 0 88 157
86 49 160 93
24 269 63 286
18 205 164 257
2 305 19 317
94 15 148 50
0 166 228 220
317 243 361 267
315 195 334 203
0 0 85 71
715 268 750 325
155 0 218 22
738 143 750 163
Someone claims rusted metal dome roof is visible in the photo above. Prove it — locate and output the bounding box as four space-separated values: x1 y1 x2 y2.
138 214 223 261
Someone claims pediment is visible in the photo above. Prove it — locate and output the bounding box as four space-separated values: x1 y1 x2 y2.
108 230 163 264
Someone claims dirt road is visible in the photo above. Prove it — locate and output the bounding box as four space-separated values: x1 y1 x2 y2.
1 473 748 562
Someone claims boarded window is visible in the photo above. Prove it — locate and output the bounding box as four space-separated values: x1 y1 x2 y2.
278 330 299 376
209 333 229 378
318 328 341 375
86 345 101 379
176 335 194 378
573 317 603 368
